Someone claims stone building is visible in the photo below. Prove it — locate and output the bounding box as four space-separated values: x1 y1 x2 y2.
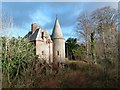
25 17 65 64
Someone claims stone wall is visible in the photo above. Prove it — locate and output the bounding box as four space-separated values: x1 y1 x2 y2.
53 38 65 63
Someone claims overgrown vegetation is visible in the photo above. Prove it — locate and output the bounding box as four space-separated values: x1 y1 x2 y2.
2 58 118 88
1 6 119 88
1 37 35 87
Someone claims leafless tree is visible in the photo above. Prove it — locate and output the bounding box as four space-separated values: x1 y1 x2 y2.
76 12 93 60
76 6 118 63
0 13 14 37
91 6 118 60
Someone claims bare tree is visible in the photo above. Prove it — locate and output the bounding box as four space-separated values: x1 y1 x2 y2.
76 6 118 63
76 12 93 60
91 6 118 60
0 13 14 37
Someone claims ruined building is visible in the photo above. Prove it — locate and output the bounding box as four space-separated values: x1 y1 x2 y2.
25 17 65 64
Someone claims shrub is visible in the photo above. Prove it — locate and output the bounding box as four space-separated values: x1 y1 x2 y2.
1 37 35 87
60 71 87 88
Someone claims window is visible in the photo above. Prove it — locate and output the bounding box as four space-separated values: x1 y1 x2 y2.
42 51 44 55
57 51 59 56
41 32 44 39
46 39 50 44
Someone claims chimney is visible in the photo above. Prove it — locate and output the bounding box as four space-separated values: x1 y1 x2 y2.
31 23 39 33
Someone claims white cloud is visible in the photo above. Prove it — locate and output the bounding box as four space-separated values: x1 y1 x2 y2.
74 9 83 16
29 10 51 27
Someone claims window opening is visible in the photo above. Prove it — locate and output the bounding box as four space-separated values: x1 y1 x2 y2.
57 51 59 56
42 51 44 55
41 32 44 39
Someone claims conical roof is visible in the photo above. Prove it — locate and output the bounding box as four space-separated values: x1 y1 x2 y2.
52 17 64 39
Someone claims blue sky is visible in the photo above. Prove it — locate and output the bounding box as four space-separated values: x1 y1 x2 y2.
2 2 117 41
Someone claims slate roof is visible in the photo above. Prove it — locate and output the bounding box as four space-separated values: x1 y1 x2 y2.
52 17 64 39
24 27 52 42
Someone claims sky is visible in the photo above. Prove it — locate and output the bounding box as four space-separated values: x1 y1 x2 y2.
1 2 118 41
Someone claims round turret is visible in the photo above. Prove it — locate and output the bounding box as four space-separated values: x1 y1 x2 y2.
52 17 65 63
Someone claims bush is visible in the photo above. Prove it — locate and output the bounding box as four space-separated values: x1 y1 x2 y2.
1 37 35 87
60 71 87 88
63 60 118 88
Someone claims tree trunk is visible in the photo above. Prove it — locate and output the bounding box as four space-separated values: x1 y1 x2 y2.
102 30 107 59
85 32 89 60
91 31 96 63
